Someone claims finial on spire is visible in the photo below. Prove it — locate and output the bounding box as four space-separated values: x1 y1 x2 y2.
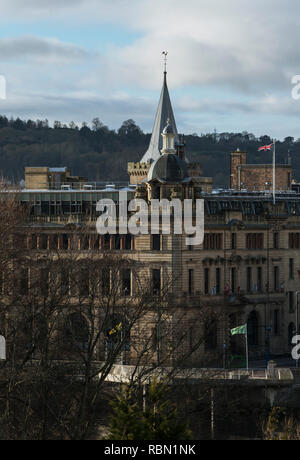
162 51 168 73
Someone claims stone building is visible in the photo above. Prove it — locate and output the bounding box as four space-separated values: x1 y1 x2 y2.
230 148 292 192
25 166 88 190
3 68 300 367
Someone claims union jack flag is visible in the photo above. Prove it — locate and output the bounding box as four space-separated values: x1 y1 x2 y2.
258 143 273 152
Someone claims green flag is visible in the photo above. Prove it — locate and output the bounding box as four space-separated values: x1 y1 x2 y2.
231 324 247 336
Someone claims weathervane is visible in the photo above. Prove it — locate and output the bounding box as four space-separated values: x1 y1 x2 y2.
162 51 168 73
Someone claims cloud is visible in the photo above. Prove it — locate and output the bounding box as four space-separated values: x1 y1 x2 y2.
0 36 88 62
1 1 299 93
106 1 299 94
0 90 156 131
0 0 300 138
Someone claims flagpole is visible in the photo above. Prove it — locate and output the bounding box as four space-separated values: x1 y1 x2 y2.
273 139 276 205
230 324 249 369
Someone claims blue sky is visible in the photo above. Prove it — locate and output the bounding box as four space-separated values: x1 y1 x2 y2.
0 0 300 139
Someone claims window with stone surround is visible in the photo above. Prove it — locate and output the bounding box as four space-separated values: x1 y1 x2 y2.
289 233 300 249
246 233 264 250
203 233 223 250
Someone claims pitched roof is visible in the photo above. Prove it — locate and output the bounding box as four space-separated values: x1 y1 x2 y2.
140 72 178 163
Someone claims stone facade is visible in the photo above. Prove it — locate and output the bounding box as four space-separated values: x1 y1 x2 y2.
11 72 300 368
230 149 292 191
9 170 300 366
25 167 87 190
128 161 151 184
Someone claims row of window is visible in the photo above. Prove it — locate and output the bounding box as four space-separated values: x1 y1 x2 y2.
17 308 294 362
14 232 300 251
0 267 162 298
187 265 282 296
203 232 264 250
200 309 284 353
23 234 134 251
168 231 296 250
25 233 160 252
5 261 291 299
198 232 300 250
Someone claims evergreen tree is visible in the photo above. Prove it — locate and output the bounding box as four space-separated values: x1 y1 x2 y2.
107 379 192 441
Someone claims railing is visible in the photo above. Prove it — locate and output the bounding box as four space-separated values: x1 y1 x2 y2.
104 364 294 384
224 368 293 381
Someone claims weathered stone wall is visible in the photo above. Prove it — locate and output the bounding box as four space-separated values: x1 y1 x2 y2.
230 150 292 191
239 165 292 191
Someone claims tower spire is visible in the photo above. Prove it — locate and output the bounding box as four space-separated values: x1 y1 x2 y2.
141 54 178 163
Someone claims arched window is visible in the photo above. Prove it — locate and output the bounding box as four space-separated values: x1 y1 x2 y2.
65 313 89 352
247 311 259 347
204 318 217 351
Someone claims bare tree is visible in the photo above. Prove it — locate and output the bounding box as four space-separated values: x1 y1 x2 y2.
0 196 219 440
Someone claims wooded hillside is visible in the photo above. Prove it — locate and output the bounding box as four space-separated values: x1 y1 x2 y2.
0 115 297 187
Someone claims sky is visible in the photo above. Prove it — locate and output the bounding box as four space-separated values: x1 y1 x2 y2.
0 0 300 139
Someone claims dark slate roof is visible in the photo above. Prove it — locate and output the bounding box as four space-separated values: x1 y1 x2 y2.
141 72 178 163
147 153 190 183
